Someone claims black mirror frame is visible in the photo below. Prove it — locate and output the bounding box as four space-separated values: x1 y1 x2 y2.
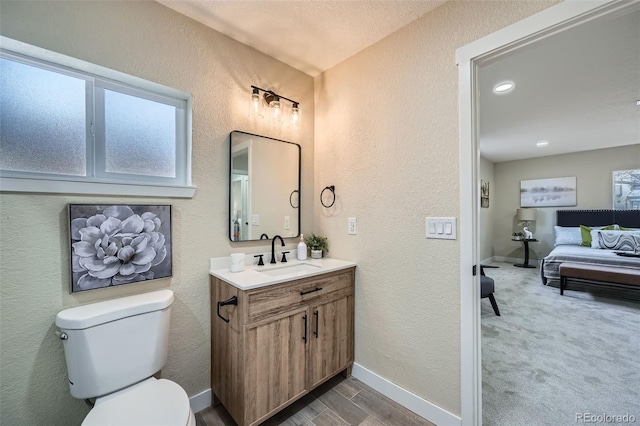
229 130 301 242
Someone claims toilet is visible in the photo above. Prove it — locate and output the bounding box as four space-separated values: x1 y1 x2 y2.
55 289 195 426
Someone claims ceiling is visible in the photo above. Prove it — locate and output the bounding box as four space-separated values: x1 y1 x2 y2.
478 5 640 162
157 1 639 163
156 0 445 77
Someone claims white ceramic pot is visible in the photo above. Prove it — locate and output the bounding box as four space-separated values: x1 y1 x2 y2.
311 249 322 259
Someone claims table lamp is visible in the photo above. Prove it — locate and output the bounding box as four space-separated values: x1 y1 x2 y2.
517 208 536 238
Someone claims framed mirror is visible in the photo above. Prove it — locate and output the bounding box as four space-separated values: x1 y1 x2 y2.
229 131 301 242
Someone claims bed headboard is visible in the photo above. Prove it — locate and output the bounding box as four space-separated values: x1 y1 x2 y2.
556 209 640 228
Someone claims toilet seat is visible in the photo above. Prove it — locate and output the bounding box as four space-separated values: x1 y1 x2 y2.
82 378 194 426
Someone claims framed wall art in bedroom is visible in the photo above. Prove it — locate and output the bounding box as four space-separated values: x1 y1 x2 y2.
481 180 489 208
613 169 640 210
520 176 577 208
68 204 172 293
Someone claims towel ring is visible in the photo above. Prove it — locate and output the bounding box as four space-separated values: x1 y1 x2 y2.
320 185 335 208
289 190 299 209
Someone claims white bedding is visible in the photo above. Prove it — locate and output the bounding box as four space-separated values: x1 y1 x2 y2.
542 245 640 282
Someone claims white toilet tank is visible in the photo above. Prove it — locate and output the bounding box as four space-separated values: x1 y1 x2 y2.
56 289 174 399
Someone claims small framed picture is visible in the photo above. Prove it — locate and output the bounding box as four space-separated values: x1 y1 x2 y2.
69 204 172 293
481 180 489 208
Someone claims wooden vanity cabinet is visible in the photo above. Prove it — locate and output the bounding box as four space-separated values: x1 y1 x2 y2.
211 267 355 426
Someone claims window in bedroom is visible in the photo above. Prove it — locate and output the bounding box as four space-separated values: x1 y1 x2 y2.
0 38 194 198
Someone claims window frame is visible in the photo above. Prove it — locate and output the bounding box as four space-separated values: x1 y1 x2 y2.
0 36 195 198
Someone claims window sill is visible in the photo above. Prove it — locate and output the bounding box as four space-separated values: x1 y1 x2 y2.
0 177 196 198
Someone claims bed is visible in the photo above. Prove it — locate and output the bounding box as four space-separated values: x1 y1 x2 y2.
541 209 640 285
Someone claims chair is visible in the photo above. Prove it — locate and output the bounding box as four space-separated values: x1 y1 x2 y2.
480 265 501 316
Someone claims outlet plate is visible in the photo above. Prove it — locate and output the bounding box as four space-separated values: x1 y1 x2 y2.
348 217 358 235
284 216 290 230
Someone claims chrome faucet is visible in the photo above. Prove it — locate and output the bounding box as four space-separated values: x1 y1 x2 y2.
271 235 285 264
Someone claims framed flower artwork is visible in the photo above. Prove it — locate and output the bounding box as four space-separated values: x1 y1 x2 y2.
68 204 172 293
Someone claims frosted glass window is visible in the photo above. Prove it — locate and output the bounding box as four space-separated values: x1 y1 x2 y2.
0 57 87 175
104 89 176 178
0 41 191 197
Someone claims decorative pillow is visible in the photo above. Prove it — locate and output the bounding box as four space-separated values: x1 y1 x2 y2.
580 224 617 247
553 226 582 246
590 230 640 250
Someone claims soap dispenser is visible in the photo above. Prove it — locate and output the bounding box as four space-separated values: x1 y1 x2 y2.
297 234 307 260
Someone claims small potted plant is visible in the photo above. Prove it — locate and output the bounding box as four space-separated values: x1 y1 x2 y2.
512 232 524 241
305 233 329 259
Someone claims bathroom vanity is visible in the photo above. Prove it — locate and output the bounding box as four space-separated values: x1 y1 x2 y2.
209 258 355 426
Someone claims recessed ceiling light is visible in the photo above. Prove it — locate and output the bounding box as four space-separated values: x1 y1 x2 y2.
536 140 549 147
636 100 640 106
493 82 514 94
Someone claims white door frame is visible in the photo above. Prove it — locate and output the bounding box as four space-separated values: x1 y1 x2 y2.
457 0 630 424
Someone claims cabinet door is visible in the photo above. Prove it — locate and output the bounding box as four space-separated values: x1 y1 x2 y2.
309 295 354 388
245 307 308 425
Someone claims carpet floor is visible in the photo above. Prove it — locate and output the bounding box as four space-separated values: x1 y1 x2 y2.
481 262 640 426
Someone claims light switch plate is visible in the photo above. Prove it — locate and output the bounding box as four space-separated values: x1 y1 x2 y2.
348 217 358 235
426 217 457 240
284 216 290 230
251 214 260 226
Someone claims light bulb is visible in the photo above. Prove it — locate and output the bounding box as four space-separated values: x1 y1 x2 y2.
271 97 282 122
249 88 263 119
291 103 300 129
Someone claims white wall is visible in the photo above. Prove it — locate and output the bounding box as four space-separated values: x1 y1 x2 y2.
314 0 559 416
0 2 314 425
493 144 640 262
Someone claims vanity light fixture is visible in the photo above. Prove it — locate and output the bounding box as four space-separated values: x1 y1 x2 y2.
250 85 300 128
493 81 514 94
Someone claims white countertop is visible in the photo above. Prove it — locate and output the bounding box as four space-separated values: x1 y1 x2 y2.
209 256 356 290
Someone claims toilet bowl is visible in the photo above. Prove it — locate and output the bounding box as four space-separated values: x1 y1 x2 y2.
55 290 195 426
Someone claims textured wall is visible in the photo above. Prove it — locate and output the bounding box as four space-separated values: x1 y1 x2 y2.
0 2 314 425
313 0 559 415
493 144 640 261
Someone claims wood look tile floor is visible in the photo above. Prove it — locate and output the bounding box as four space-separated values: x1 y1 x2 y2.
196 375 434 426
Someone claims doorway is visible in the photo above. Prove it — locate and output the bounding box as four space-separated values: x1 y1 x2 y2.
458 1 638 424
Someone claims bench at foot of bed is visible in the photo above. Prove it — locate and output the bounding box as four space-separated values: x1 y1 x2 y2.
559 262 640 295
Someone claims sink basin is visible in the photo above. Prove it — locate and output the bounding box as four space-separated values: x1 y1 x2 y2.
259 262 322 277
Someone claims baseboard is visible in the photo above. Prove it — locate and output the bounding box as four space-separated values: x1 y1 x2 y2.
189 388 212 414
493 256 540 267
351 363 461 426
191 366 462 424
481 256 495 265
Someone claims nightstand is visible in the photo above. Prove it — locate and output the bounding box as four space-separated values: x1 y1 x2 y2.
512 238 538 268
